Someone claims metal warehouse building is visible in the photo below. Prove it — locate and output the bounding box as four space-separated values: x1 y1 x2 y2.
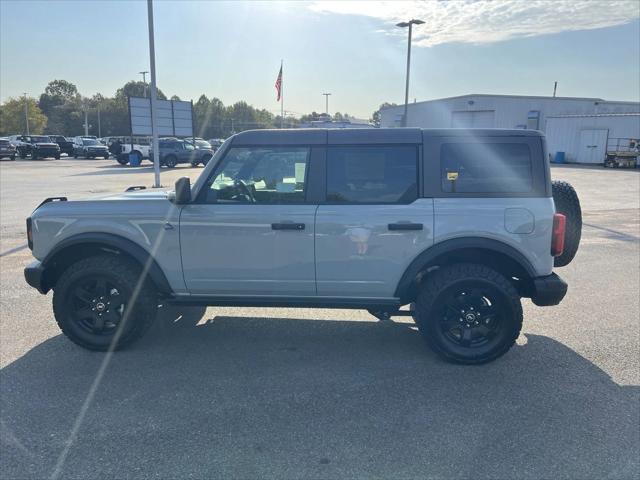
545 113 640 164
380 94 639 164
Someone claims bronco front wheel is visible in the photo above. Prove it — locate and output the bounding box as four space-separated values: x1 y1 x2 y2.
53 255 158 351
414 263 522 364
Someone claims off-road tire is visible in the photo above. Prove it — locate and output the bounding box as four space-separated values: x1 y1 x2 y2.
103 154 109 160
55 154 60 159
116 155 129 165
53 255 158 351
414 263 523 365
10 155 15 161
551 180 582 267
31 152 38 160
202 154 212 166
190 159 200 167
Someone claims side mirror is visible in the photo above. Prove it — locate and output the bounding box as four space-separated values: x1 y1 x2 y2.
174 177 192 204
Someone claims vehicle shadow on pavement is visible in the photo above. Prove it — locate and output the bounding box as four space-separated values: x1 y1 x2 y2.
1 310 638 479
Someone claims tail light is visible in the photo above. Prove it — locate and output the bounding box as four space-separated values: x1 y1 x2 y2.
551 213 566 257
26 217 33 250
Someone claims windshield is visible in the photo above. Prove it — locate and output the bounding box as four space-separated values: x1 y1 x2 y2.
83 139 100 145
195 140 211 149
30 136 51 143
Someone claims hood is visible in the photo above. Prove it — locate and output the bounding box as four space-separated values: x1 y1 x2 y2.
96 189 171 201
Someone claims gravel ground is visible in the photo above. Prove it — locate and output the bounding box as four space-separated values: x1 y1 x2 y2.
1 157 638 479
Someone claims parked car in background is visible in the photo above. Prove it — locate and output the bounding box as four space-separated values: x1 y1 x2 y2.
73 137 109 159
150 137 214 167
7 135 30 158
10 135 61 159
103 136 151 165
49 135 74 156
207 138 225 151
0 138 17 160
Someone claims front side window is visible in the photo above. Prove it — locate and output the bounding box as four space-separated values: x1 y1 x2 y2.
326 145 418 204
204 147 310 204
441 143 532 193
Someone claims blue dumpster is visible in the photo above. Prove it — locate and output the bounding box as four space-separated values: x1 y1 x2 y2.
129 152 141 167
554 151 565 164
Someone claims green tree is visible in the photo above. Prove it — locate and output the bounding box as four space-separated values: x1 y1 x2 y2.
0 97 47 135
114 81 167 105
370 102 396 127
170 95 181 101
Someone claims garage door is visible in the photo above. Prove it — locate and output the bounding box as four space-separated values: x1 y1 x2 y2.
578 129 608 164
451 110 495 128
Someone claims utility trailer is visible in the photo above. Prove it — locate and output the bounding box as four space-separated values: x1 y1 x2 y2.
604 138 639 168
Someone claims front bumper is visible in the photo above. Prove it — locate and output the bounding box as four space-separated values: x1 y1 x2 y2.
531 273 567 306
34 148 59 156
24 260 49 294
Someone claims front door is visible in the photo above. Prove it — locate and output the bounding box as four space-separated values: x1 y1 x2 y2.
578 129 608 164
180 145 317 296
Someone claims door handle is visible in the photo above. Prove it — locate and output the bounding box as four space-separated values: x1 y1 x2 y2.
271 222 305 231
388 222 423 231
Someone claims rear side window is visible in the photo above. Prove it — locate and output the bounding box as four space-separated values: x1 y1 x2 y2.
327 145 418 203
441 143 532 193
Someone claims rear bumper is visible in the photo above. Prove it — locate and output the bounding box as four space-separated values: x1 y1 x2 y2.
24 260 49 294
531 273 567 306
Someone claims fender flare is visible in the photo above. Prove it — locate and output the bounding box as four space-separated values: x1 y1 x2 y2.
42 232 173 294
394 237 537 301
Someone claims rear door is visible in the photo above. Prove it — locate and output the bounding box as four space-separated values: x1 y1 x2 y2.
180 145 320 295
315 131 433 299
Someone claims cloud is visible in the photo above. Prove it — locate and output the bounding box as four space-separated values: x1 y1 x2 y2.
308 0 640 47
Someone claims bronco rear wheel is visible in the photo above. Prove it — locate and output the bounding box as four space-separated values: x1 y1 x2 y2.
53 255 158 351
414 263 522 364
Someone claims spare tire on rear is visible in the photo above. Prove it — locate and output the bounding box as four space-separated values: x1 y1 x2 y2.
551 180 582 267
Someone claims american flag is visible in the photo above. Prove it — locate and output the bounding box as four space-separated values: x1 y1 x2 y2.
275 64 282 101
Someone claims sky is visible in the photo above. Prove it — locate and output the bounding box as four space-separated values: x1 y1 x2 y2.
1 0 639 119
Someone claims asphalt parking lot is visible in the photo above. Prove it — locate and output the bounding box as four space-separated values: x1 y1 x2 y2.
1 157 639 479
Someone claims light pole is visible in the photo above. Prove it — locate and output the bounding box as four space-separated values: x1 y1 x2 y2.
97 105 101 138
146 0 161 188
322 93 331 115
23 93 29 135
396 19 424 127
139 70 149 97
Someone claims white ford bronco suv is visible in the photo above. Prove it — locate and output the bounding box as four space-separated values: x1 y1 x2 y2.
24 128 581 364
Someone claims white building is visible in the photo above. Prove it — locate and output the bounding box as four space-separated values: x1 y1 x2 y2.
380 94 639 163
545 113 640 164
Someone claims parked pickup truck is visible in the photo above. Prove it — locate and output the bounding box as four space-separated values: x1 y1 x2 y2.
24 128 582 364
9 135 60 159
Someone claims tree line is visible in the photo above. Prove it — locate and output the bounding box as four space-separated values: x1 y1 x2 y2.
0 79 389 138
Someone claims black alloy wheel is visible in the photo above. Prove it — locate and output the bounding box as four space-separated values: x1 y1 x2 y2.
68 275 128 336
437 284 504 348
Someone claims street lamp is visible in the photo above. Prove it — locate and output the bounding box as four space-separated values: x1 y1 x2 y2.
23 92 29 135
396 19 424 127
139 70 149 98
322 93 331 115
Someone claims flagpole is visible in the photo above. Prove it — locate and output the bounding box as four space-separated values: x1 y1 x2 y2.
280 59 284 128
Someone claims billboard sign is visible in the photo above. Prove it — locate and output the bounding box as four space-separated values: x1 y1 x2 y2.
128 96 194 137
